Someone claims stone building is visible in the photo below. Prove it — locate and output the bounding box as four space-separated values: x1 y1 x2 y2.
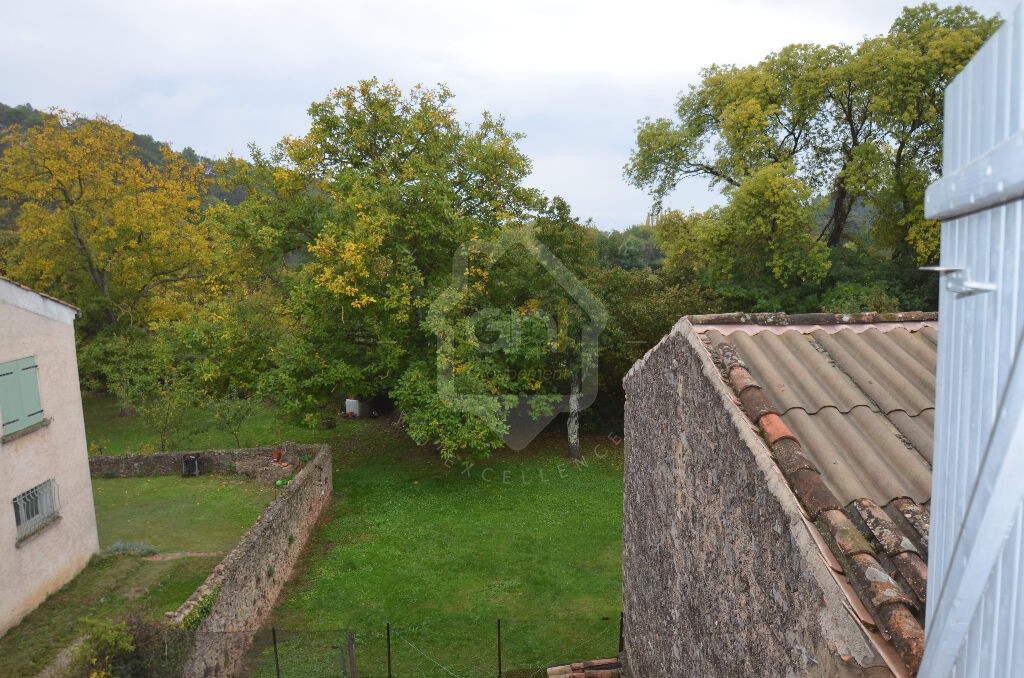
623 312 935 676
0 276 99 637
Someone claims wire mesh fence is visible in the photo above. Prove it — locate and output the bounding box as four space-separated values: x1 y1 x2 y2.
231 613 622 678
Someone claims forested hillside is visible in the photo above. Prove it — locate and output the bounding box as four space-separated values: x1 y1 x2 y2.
0 4 997 456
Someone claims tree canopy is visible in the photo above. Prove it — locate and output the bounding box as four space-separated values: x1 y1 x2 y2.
0 110 213 332
626 3 1000 311
0 4 996 454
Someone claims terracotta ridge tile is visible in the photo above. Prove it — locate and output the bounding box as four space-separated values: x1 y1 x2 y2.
729 365 760 394
789 468 843 517
842 552 925 673
847 552 914 609
737 386 776 417
875 603 925 674
820 509 876 558
769 438 817 476
892 552 928 606
853 499 921 556
889 498 930 551
759 412 798 444
717 343 746 373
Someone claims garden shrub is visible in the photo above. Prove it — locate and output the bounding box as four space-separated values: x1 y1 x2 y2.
181 584 222 632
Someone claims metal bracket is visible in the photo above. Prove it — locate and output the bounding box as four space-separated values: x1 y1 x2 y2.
920 266 997 296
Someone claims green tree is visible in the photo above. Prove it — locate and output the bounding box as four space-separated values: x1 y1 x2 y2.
101 332 207 452
252 79 542 456
655 163 830 309
626 4 1000 310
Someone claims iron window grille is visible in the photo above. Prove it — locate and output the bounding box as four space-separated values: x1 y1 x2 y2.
13 479 59 541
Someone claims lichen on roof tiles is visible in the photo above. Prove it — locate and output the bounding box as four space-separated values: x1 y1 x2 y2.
694 313 936 676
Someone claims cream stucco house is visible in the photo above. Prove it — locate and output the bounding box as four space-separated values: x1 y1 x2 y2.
0 276 99 637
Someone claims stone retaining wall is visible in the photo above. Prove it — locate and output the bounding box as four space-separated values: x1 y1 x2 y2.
89 443 333 677
89 446 304 478
179 443 332 677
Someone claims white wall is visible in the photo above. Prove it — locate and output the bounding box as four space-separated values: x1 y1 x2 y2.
0 282 99 637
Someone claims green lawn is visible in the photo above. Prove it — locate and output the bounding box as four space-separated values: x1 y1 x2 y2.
249 426 625 678
93 475 277 552
79 394 625 677
0 475 275 677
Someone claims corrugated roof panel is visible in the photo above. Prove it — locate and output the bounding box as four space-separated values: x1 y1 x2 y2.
782 407 932 505
813 328 935 416
730 330 871 414
889 410 935 464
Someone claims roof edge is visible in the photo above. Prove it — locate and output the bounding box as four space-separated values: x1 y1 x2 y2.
0 276 81 325
688 311 938 327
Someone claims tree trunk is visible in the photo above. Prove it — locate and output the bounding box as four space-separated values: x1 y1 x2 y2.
827 179 855 247
567 369 581 460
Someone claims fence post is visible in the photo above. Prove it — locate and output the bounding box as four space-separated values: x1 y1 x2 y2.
386 623 392 678
497 618 502 678
272 626 281 678
347 630 358 678
618 611 624 654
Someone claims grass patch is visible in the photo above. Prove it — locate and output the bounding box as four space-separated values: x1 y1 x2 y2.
0 475 274 677
93 475 277 552
247 425 624 677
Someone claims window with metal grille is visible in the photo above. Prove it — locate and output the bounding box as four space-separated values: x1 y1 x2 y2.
13 479 59 541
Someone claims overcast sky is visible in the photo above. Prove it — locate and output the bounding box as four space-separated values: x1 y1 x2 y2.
1 0 1015 230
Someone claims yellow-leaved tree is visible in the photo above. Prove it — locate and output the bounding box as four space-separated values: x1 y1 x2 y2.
0 110 212 332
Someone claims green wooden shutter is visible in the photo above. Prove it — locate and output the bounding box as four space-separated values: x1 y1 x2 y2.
18 358 43 429
0 356 42 436
0 359 23 435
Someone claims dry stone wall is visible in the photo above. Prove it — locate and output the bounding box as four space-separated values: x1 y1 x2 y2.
89 443 333 677
180 443 332 677
89 446 304 478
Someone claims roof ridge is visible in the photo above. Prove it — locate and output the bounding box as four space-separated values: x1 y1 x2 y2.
690 311 937 327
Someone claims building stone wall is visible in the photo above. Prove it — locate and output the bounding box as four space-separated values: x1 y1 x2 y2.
89 445 305 478
621 318 888 676
182 443 333 677
0 285 99 638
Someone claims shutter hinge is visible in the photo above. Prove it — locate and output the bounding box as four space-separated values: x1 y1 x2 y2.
920 266 997 296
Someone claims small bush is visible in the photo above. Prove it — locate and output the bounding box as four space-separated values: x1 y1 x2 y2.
104 541 158 557
821 281 900 314
181 584 221 632
70 619 134 678
121 614 192 677
70 615 192 678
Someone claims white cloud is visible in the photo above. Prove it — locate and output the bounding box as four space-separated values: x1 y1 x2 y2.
1 0 1015 230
